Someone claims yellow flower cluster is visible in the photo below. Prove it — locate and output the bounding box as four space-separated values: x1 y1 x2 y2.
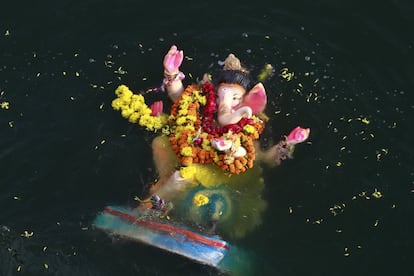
180 166 197 179
112 85 167 131
193 193 209 207
180 146 193 157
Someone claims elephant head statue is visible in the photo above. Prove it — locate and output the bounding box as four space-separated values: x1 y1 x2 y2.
215 54 267 127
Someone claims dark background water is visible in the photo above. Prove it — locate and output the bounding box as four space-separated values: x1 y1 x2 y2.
1 0 413 275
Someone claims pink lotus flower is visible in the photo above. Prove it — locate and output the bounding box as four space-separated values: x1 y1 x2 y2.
286 126 310 145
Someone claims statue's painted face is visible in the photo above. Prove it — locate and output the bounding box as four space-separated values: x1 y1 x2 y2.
217 84 246 109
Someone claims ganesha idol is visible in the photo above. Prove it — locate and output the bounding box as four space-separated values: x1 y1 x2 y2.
111 45 310 239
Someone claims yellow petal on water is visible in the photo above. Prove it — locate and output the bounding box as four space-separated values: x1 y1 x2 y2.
44 264 49 269
1 101 10 109
75 72 80 77
289 207 293 214
264 35 270 39
185 56 193 61
340 146 346 151
391 204 396 208
142 77 147 81
17 265 21 272
9 121 14 128
114 67 127 74
43 246 48 252
335 229 342 233
21 230 34 238
370 133 375 138
372 189 383 199
99 103 104 110
344 247 350 257
374 219 379 227
313 219 323 224
281 68 294 81
361 117 370 124
13 196 20 200
5 30 10 36
63 71 67 76
100 139 106 145
376 153 382 161
70 96 75 101
36 72 41 77
336 161 342 167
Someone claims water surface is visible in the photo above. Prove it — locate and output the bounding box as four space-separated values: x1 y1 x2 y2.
1 1 413 275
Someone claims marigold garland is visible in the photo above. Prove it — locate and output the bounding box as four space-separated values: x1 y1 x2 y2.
112 83 265 174
168 82 265 174
112 85 168 131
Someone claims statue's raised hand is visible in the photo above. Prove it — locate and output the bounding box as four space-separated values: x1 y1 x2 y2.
163 45 183 74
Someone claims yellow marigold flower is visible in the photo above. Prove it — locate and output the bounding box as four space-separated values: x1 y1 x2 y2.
153 115 167 130
115 85 131 97
139 114 153 128
183 125 195 131
121 108 134 118
130 98 144 111
180 166 197 179
243 125 256 134
186 115 197 122
180 146 193 157
131 94 144 103
176 117 187 125
193 193 209 207
193 91 206 105
178 109 188 116
120 95 132 104
128 112 140 123
1 102 10 109
111 98 123 110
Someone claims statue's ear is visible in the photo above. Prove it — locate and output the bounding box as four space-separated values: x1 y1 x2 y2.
243 82 267 114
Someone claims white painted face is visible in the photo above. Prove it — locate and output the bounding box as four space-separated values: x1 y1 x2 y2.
217 84 246 109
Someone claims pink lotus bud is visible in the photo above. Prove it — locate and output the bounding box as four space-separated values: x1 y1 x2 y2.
286 126 310 145
150 101 163 116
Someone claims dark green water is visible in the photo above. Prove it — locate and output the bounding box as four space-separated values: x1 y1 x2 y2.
1 0 413 275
